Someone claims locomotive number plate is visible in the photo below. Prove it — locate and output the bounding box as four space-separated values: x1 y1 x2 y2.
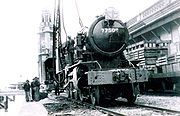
101 28 118 33
88 71 113 85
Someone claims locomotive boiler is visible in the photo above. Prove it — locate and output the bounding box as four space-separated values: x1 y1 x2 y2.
55 8 148 105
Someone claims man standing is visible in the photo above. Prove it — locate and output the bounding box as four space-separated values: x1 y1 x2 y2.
33 77 40 101
54 80 60 95
31 79 35 101
23 80 31 102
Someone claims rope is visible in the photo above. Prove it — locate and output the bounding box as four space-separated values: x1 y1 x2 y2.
53 0 57 26
61 0 68 42
57 0 61 45
74 0 84 28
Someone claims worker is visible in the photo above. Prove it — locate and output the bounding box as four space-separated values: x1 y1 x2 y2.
54 80 60 95
33 77 41 101
67 36 75 65
23 80 31 102
31 79 35 101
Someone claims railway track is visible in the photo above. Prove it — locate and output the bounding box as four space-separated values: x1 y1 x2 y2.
47 93 180 116
113 99 180 115
47 94 126 116
60 96 126 116
135 104 180 114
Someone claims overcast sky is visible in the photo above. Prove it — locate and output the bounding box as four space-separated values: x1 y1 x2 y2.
0 0 158 87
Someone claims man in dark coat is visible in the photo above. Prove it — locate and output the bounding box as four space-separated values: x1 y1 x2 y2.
54 80 60 95
23 80 31 102
31 79 35 101
33 77 40 101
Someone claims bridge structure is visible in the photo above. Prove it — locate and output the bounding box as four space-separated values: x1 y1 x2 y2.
125 0 180 91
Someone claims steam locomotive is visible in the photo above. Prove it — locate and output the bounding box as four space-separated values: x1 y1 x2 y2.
51 8 148 105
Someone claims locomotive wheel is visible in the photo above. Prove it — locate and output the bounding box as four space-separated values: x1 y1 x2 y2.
127 94 136 104
123 83 137 104
139 83 146 94
90 86 101 105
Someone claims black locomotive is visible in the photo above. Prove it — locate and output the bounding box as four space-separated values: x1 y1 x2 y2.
50 8 148 105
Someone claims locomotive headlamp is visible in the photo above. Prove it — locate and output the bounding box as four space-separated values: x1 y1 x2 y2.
103 20 114 28
103 20 108 27
109 20 114 26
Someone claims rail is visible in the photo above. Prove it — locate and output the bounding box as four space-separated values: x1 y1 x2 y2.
49 93 180 115
135 103 180 114
48 94 126 116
